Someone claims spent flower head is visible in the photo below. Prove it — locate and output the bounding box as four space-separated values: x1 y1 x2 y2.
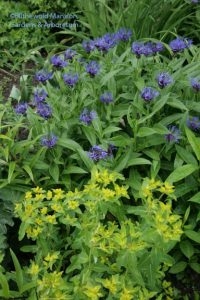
141 87 159 101
100 92 113 103
157 72 173 88
80 108 97 125
165 125 181 143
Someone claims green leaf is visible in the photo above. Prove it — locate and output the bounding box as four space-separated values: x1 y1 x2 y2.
188 192 200 204
169 261 187 274
23 165 34 182
103 126 121 136
137 127 156 137
180 240 194 259
10 249 23 292
9 85 21 100
0 273 9 298
49 164 59 183
8 162 16 184
57 138 81 152
113 147 133 172
185 127 200 161
185 230 200 243
76 148 94 171
63 166 88 174
190 262 200 274
166 164 198 183
82 126 96 145
127 158 151 167
176 145 198 166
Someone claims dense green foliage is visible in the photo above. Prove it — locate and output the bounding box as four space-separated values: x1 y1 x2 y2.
1 0 200 299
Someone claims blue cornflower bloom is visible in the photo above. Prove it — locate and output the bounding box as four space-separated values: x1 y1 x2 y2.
63 73 79 87
94 33 117 53
100 92 113 103
165 126 181 143
187 117 200 131
169 37 192 53
82 40 96 53
191 0 198 3
34 88 48 103
41 134 58 148
50 55 67 68
141 87 160 101
107 144 118 156
80 108 97 125
116 28 132 41
15 103 28 115
87 145 108 161
35 70 53 83
157 72 173 88
191 78 200 91
85 61 100 77
64 49 76 60
131 41 163 57
37 103 52 119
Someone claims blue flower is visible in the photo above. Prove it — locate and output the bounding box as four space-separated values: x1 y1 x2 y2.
191 0 198 3
94 33 117 53
63 73 79 87
64 49 76 60
35 70 53 83
191 78 200 92
141 87 159 101
37 103 52 119
50 55 67 68
82 40 96 53
34 88 48 103
15 103 28 115
157 72 173 88
80 108 97 125
187 117 200 131
115 28 132 41
87 145 108 161
131 41 163 57
169 37 192 53
165 126 181 143
41 134 58 148
85 61 100 77
100 92 113 103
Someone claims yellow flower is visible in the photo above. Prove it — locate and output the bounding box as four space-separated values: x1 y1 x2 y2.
53 189 64 200
159 182 174 195
32 227 42 238
102 276 118 294
148 179 161 189
102 188 115 199
120 288 133 300
68 200 79 210
46 190 53 200
46 214 57 224
114 184 129 198
83 285 103 300
35 218 43 225
28 262 39 276
25 191 32 200
51 203 63 212
14 203 22 214
44 252 59 263
25 204 33 217
41 207 48 215
142 186 152 198
35 194 44 201
32 187 44 194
